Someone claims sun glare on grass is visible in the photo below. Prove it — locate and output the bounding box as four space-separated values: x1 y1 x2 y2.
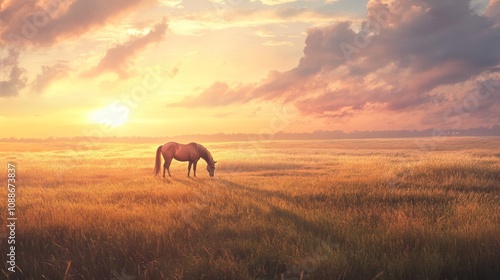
88 103 130 127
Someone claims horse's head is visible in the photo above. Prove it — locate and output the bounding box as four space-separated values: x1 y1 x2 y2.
207 160 217 177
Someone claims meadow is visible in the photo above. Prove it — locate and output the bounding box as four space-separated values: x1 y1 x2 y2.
1 137 499 280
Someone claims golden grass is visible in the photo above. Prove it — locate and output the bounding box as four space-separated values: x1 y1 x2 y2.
0 137 499 279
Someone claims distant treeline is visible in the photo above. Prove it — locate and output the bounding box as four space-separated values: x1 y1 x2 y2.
2 125 499 143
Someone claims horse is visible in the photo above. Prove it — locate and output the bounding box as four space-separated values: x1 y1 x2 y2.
154 142 217 178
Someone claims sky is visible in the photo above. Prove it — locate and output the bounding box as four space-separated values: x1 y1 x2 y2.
0 0 498 138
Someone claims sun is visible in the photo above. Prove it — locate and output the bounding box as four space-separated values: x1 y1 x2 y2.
88 103 130 127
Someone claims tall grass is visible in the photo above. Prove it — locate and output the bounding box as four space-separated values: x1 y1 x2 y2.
0 137 499 279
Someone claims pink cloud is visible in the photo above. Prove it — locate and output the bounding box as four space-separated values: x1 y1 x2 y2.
0 0 155 47
31 62 70 93
82 19 168 78
171 82 255 107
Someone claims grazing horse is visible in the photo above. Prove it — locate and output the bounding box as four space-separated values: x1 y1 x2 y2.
154 142 217 178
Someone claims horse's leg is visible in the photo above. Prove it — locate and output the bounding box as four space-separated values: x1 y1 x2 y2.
164 157 173 177
188 162 192 178
193 161 198 177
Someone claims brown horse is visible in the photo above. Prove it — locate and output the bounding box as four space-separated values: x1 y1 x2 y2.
154 142 217 178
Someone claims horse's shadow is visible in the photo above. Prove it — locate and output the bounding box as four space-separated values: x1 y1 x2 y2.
211 179 336 240
163 176 212 186
163 176 191 185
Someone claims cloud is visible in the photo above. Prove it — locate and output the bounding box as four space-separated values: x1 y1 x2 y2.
82 18 168 78
0 0 158 95
176 0 500 127
170 82 255 107
31 62 70 93
0 0 155 47
262 40 293 46
259 0 298 5
485 0 500 18
159 0 183 8
0 49 27 97
167 0 357 35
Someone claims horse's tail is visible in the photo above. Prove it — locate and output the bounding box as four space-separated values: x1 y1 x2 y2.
154 145 162 176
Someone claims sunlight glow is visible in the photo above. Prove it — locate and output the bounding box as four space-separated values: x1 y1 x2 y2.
88 103 130 127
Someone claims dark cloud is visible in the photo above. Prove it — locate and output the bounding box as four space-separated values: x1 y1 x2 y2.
0 49 27 97
82 18 168 78
296 21 357 75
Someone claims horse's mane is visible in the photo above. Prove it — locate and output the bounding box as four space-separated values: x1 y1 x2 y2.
196 143 213 164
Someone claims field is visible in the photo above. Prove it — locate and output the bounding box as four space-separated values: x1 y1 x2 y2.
1 137 500 280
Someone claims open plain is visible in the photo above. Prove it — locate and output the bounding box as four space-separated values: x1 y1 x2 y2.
1 137 499 279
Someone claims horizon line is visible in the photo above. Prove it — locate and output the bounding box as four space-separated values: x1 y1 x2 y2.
2 126 499 142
